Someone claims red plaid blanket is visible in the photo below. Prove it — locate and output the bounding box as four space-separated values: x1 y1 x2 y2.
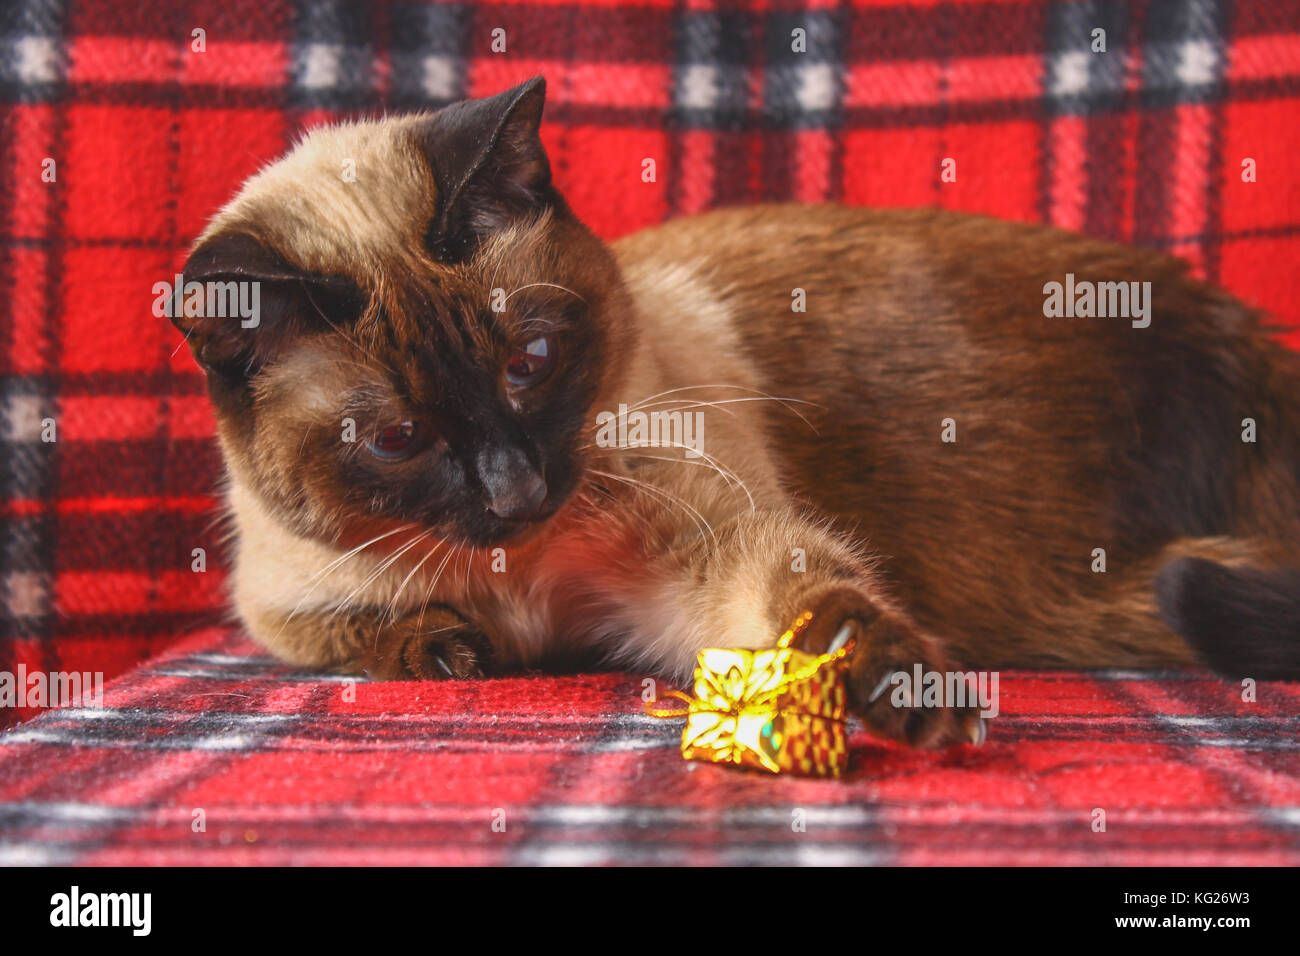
1 0 1298 864
2 628 1298 865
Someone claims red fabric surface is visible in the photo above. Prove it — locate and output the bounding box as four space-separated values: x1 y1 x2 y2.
1 0 1299 863
2 629 1298 864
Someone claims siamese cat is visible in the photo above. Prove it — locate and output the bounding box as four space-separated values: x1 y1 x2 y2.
172 77 1300 748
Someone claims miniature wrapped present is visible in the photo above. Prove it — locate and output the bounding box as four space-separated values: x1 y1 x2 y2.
647 611 855 777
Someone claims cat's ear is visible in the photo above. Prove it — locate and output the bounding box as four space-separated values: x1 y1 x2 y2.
419 76 555 261
169 232 362 382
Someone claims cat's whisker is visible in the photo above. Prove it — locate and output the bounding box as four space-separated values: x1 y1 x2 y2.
276 524 417 633
581 438 755 511
300 523 417 589
623 398 738 418
587 468 719 551
381 535 448 626
423 623 468 637
330 527 435 621
625 383 820 411
502 282 587 305
415 547 447 633
625 439 748 487
461 544 475 595
514 316 563 339
626 446 755 547
588 441 741 491
617 451 757 514
616 385 821 434
488 258 502 299
169 326 195 358
629 395 821 432
420 543 461 614
589 443 753 545
351 534 432 611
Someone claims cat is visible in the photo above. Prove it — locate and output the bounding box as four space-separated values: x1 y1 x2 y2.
170 77 1300 748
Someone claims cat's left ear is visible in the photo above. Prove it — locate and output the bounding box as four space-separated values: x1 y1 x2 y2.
419 76 556 261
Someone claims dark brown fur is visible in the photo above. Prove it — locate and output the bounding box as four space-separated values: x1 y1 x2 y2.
618 205 1300 669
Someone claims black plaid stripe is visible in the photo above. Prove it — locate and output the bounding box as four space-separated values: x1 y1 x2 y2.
1 520 52 634
764 9 847 202
290 0 379 111
1046 0 1131 114
672 8 751 132
1129 0 1227 260
0 376 55 636
0 378 55 501
388 1 471 110
1140 0 1230 107
0 0 68 677
763 10 844 129
0 0 62 102
1048 1 1136 241
1196 0 1234 284
0 0 65 645
675 8 755 208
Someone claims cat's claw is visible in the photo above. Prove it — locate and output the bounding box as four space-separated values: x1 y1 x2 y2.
828 622 854 654
402 630 489 681
362 613 492 681
866 671 893 704
852 660 985 749
795 587 989 749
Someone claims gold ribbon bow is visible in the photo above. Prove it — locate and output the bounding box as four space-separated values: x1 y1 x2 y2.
646 611 855 777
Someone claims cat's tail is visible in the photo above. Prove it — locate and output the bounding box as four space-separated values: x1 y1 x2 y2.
1154 557 1300 680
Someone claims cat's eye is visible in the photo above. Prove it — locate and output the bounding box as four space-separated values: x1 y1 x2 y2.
366 421 419 461
505 336 555 388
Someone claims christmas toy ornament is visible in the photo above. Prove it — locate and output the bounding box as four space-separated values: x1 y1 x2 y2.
646 611 855 777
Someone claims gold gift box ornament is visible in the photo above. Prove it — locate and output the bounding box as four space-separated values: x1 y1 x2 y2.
646 611 855 777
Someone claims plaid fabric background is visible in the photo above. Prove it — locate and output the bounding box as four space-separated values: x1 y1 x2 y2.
0 0 1298 866
2 0 1299 718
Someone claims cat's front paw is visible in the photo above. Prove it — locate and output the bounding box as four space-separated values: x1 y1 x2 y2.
795 587 987 749
361 607 493 681
400 628 492 681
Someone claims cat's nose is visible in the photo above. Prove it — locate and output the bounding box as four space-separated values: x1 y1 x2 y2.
476 446 548 519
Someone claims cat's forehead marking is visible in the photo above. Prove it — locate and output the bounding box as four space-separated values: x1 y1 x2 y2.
199 115 438 282
374 210 571 360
